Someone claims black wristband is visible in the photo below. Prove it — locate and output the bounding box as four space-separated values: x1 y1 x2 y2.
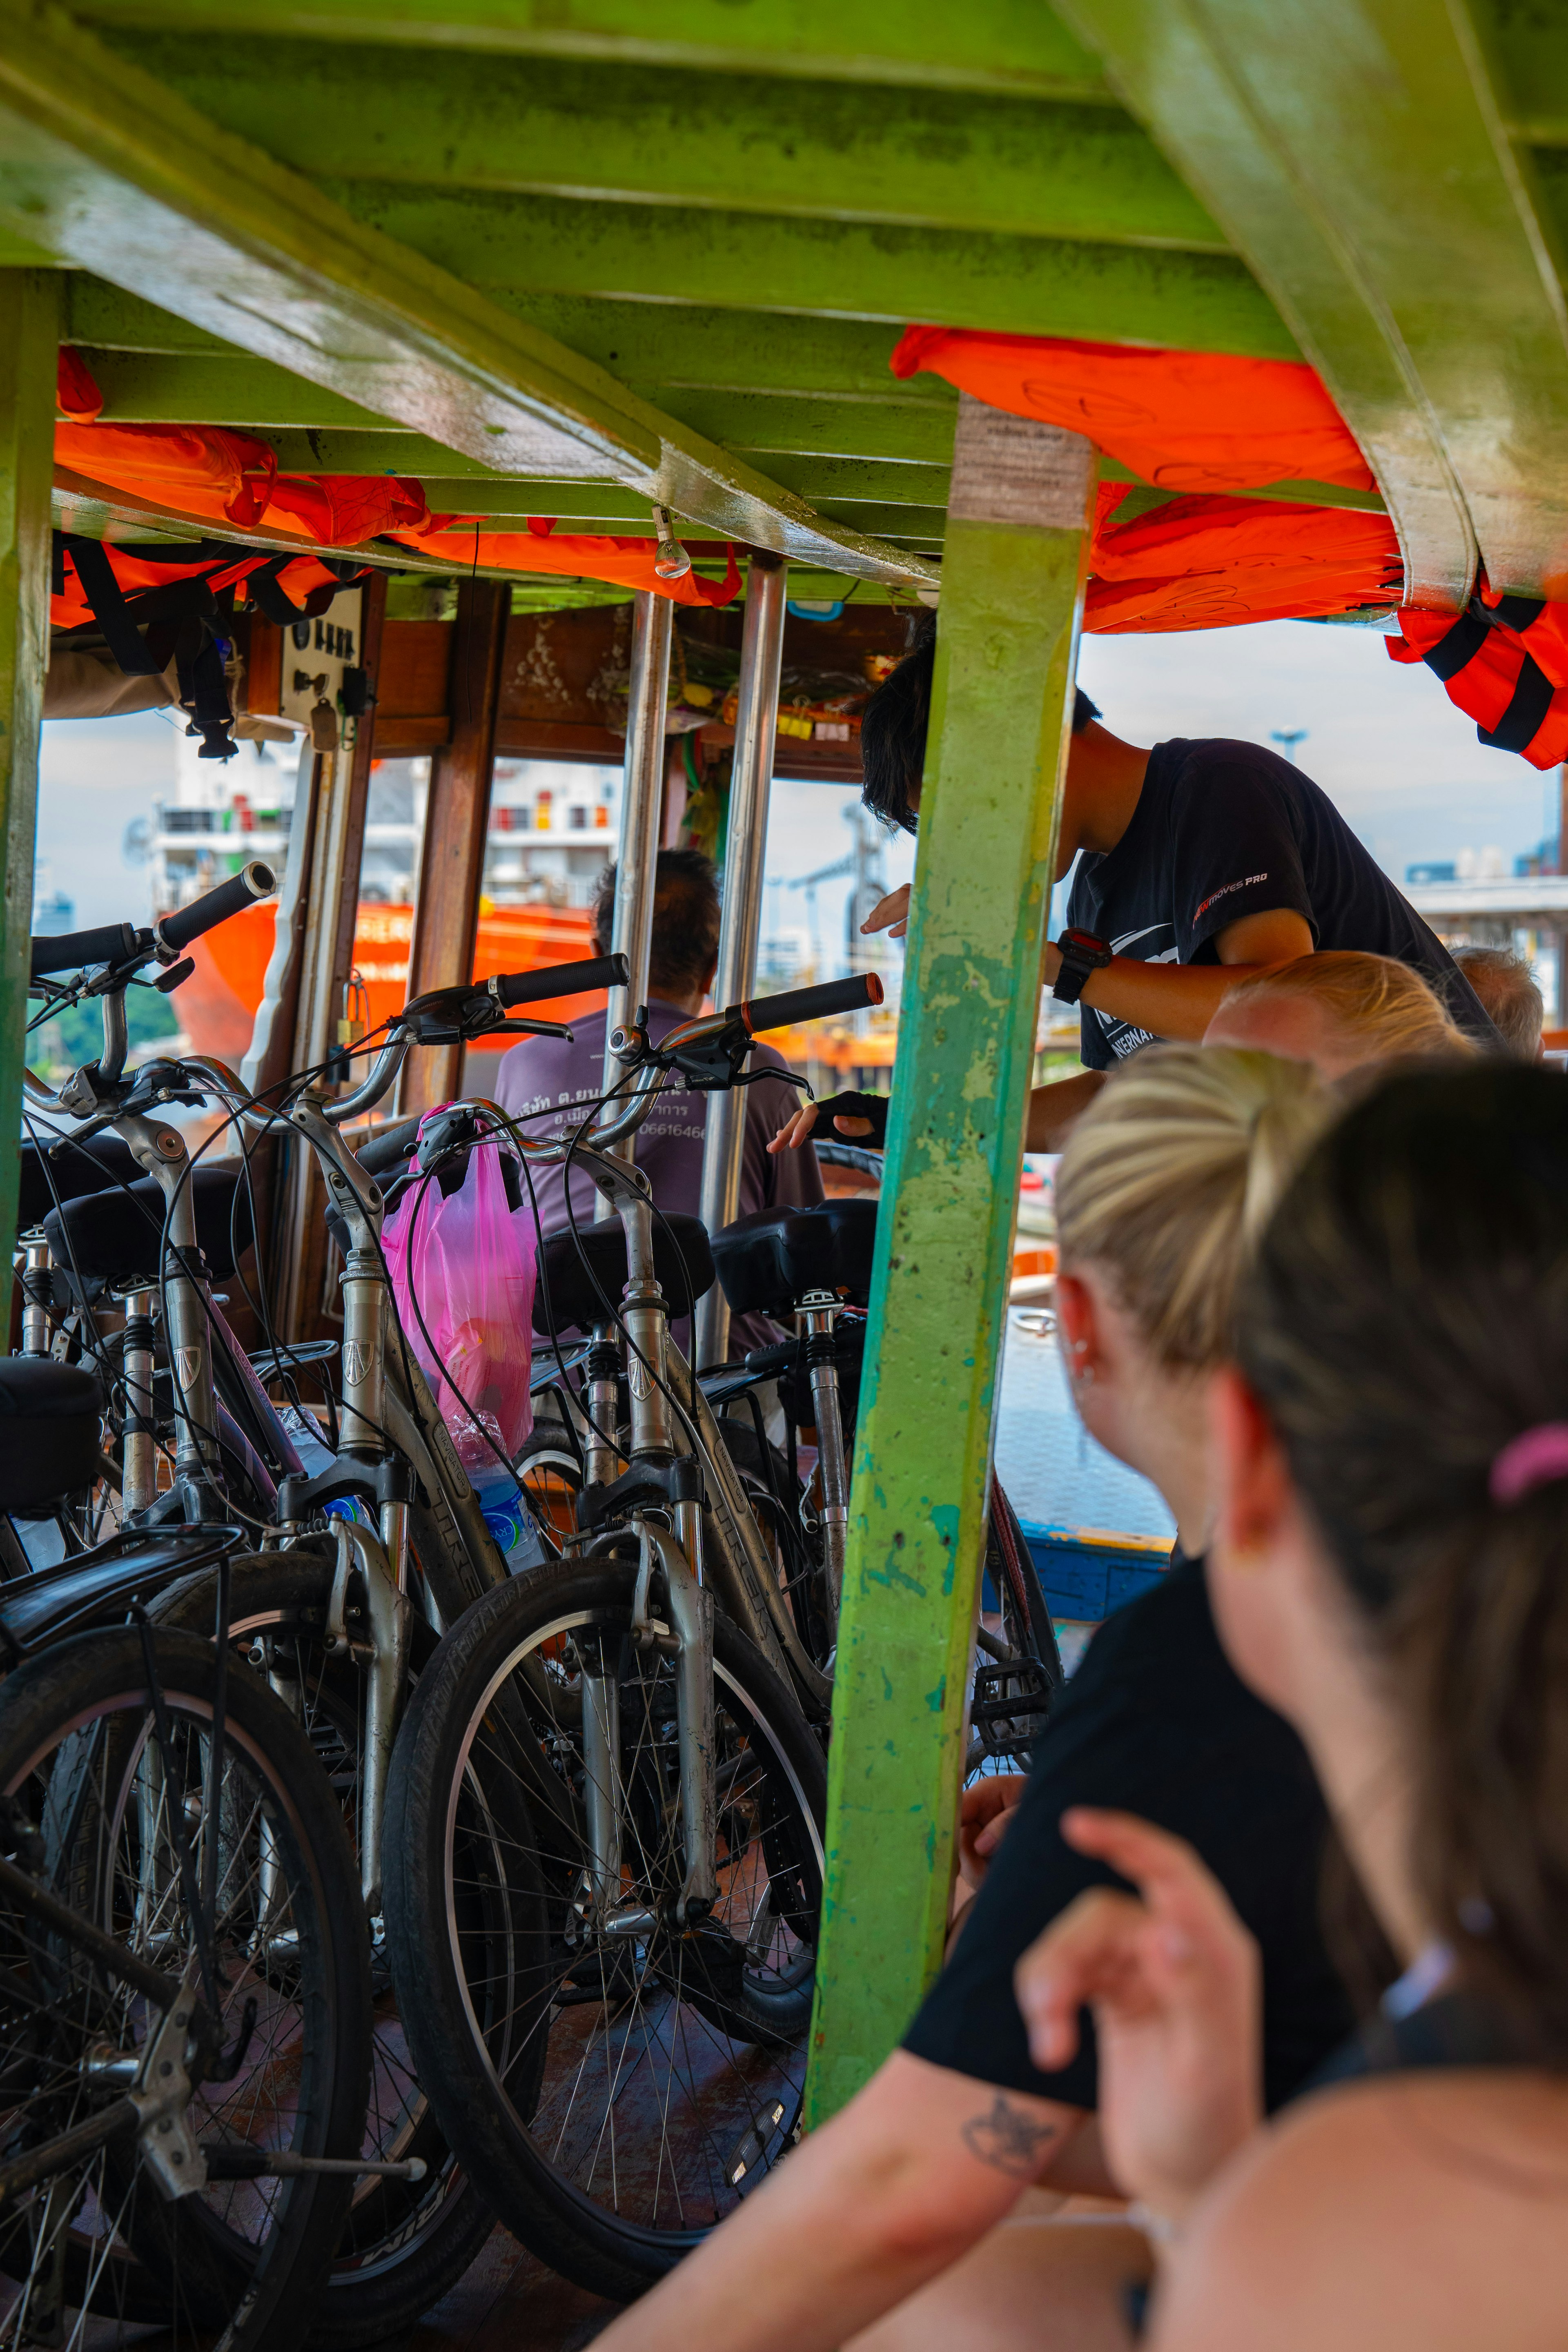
815 1091 889 1148
1051 928 1114 1007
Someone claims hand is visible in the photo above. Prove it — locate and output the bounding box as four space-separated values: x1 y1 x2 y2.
1013 1809 1261 2223
862 882 911 940
958 1773 1027 1891
767 1102 875 1154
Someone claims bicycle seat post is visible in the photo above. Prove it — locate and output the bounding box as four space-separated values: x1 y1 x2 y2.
799 1288 849 1621
619 1190 674 1461
117 1281 159 1517
17 1234 53 1358
582 1328 623 1487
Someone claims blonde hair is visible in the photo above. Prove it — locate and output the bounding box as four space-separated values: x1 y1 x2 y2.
1218 950 1472 1062
1054 1046 1336 1370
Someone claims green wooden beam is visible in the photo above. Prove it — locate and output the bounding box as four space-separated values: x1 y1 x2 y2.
320 182 1296 358
645 394 957 466
114 39 1224 251
75 350 394 428
804 397 1093 2121
0 270 57 1286
1058 0 1568 602
78 353 962 463
65 277 961 398
0 2 935 584
1476 0 1568 145
70 1 1114 98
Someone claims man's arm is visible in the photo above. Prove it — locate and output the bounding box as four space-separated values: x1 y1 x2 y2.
593 2051 1088 2352
1055 908 1316 1043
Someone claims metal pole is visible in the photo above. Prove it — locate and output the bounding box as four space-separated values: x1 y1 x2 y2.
600 591 672 1188
695 552 787 1364
0 272 58 1306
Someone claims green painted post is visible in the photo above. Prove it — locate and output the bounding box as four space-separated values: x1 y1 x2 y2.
0 271 59 1284
804 394 1095 2124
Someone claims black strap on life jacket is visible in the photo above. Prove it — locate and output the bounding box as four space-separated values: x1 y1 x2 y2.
1418 604 1491 682
1477 651 1556 753
59 534 168 678
1412 591 1562 758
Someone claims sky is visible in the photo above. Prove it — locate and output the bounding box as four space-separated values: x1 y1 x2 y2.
36 616 1559 942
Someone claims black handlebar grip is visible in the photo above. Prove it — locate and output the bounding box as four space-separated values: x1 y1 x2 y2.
29 923 140 979
492 953 629 1009
156 862 277 955
735 973 885 1034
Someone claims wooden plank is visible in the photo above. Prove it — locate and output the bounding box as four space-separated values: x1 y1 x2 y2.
403 578 508 1111
115 38 1224 250
322 183 1296 360
67 2 1116 99
0 3 938 581
377 618 454 722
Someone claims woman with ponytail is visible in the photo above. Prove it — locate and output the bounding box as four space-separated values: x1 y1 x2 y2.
601 1047 1360 2352
1017 1059 1568 2348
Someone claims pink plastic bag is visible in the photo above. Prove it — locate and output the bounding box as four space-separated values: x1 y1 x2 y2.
383 1124 537 1460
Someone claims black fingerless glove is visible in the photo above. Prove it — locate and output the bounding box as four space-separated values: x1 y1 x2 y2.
815 1091 889 1149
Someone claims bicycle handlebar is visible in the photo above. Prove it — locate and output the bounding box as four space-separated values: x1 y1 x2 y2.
492 953 627 1008
29 923 140 979
734 973 884 1033
156 862 276 956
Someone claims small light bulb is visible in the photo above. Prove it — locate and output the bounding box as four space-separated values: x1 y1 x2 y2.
651 504 692 580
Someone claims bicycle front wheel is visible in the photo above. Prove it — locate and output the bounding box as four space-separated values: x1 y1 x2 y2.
383 1554 826 2304
0 1627 371 2351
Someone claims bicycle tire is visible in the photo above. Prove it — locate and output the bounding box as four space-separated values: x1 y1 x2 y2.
149 1551 498 2348
383 1555 826 2304
0 1626 371 2352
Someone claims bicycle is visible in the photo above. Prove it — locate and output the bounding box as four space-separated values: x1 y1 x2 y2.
0 1361 375 2351
378 973 1062 2302
20 888 627 2338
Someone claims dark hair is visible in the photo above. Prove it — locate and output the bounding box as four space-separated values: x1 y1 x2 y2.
592 846 720 998
1237 1062 1568 2062
860 617 1101 834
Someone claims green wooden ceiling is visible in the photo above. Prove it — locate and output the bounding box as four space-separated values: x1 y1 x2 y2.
3 0 1567 606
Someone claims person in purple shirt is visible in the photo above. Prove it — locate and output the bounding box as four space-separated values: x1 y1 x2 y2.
493 848 823 1358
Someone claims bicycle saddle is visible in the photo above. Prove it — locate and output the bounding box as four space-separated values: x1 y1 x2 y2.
532 1213 715 1335
43 1166 253 1299
710 1199 878 1319
0 1358 105 1515
18 1132 140 1231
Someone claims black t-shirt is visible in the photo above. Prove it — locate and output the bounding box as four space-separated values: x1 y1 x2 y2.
1065 738 1496 1067
902 1556 1355 2115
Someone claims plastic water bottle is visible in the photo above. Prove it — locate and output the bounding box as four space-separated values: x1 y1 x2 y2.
469 1459 545 1572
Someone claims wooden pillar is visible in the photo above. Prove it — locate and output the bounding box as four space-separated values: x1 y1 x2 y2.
804 396 1096 2122
0 272 59 1289
402 578 509 1115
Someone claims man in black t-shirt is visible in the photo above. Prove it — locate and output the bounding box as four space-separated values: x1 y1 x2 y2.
839 628 1497 1153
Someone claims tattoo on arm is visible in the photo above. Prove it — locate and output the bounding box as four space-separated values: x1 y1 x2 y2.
960 2096 1058 2180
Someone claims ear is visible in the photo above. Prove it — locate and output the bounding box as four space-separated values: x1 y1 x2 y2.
1209 1365 1293 1561
1054 1270 1098 1368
